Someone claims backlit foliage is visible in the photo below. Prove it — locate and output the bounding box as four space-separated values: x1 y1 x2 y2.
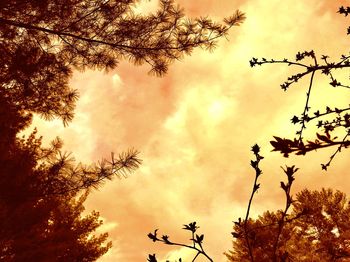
0 0 246 260
0 0 245 125
0 98 113 260
226 188 350 261
250 7 350 170
147 222 212 262
148 4 350 262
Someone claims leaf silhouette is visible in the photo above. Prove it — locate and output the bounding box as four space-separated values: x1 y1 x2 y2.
316 133 332 143
148 229 159 242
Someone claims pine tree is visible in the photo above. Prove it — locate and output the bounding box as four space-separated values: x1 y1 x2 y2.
0 1 245 259
0 96 118 261
0 0 245 125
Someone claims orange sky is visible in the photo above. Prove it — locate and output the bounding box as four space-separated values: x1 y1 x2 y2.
32 0 350 261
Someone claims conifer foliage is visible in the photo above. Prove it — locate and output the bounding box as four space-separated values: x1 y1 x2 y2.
0 0 245 124
0 98 113 261
0 0 244 260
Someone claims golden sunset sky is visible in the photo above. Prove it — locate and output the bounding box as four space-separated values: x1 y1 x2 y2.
32 0 350 261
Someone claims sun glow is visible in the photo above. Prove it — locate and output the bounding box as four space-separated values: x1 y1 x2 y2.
208 100 225 119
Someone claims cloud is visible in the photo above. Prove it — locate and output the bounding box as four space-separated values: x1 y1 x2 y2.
33 0 350 261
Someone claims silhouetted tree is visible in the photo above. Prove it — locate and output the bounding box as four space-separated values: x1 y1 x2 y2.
250 6 350 170
0 99 117 261
226 188 350 261
0 1 246 260
0 0 245 125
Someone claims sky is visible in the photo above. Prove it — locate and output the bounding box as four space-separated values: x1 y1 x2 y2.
32 0 350 261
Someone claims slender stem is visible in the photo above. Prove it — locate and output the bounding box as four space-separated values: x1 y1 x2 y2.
323 133 350 169
260 59 350 71
272 189 291 261
244 174 258 224
300 139 350 153
162 241 213 262
258 59 308 68
192 252 200 262
298 70 316 142
243 176 257 262
243 152 262 262
306 107 350 122
272 166 297 261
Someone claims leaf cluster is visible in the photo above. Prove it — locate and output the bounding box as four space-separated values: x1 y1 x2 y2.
147 221 212 262
251 45 350 169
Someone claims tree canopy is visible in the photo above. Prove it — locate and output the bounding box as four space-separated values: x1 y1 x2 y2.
0 0 245 125
0 0 245 260
0 99 112 261
226 188 350 261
